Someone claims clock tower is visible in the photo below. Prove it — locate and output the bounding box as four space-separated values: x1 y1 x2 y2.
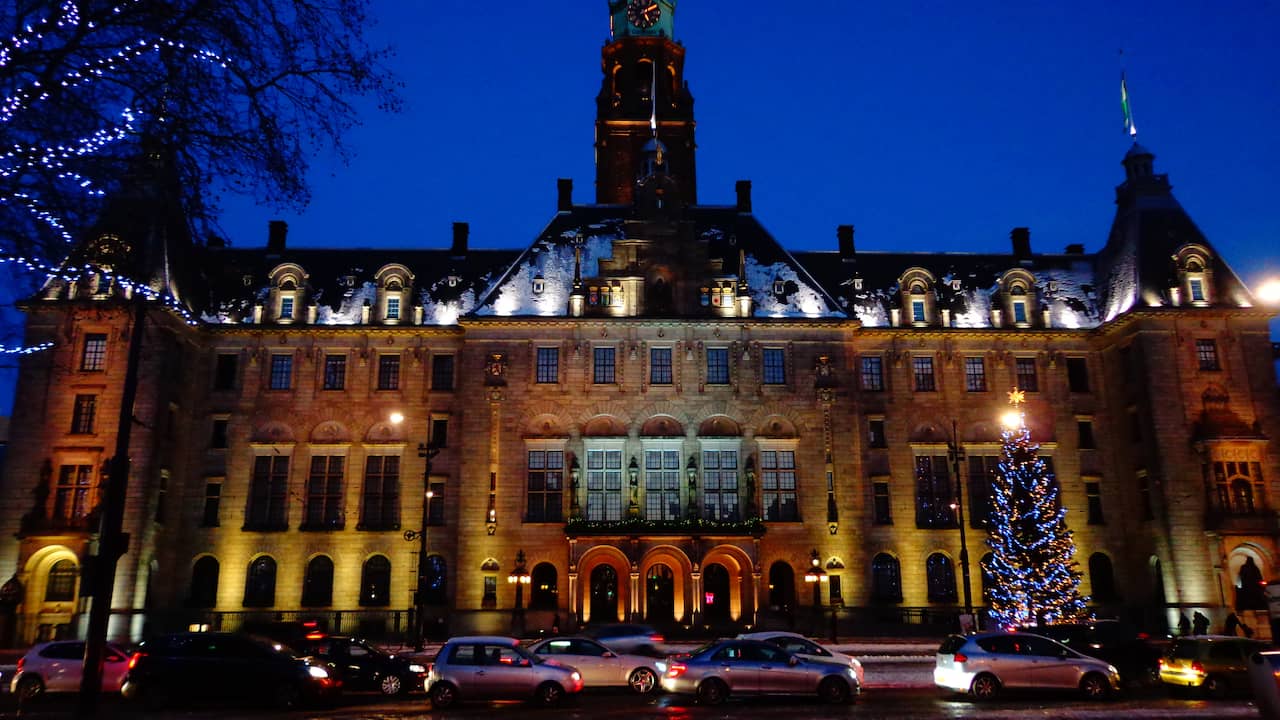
596 0 696 205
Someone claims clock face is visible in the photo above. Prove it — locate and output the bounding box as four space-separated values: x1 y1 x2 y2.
626 0 661 29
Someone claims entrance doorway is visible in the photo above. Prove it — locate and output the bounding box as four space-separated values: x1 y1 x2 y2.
703 564 730 623
646 564 675 623
590 565 619 623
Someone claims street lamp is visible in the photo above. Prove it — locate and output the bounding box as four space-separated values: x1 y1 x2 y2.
947 419 974 629
394 412 440 651
508 549 531 634
803 549 827 635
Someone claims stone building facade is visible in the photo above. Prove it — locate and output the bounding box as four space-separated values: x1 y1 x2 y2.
0 2 1277 644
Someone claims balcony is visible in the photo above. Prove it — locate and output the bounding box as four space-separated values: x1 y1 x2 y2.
18 513 96 537
1204 509 1280 535
564 516 766 537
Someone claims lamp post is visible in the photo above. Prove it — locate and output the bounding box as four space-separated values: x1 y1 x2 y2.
508 549 531 635
947 419 974 630
395 410 439 652
802 549 827 636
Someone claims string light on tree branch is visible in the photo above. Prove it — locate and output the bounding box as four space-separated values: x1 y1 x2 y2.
0 341 53 355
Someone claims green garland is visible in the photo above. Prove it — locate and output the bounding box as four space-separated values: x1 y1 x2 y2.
564 516 766 536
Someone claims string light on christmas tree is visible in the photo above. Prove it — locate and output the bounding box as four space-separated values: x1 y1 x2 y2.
0 341 53 355
984 386 1090 629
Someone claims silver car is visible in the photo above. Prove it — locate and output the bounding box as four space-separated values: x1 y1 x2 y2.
425 636 583 708
737 631 864 688
660 638 858 705
527 636 665 693
934 631 1120 701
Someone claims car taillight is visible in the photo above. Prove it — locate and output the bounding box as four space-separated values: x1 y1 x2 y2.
15 658 23 672
1191 661 1205 675
649 634 664 643
1158 657 1167 668
1136 632 1150 640
128 652 146 670
953 653 968 663
665 663 686 678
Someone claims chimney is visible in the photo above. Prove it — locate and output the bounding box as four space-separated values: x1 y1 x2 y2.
451 222 469 257
557 178 573 211
1011 227 1031 260
267 220 287 252
735 180 752 213
1064 243 1084 255
837 225 856 262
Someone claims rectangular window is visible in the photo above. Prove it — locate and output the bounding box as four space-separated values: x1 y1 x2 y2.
967 455 999 529
1077 419 1096 449
1015 357 1038 392
1196 339 1219 370
482 576 498 609
861 356 884 391
430 417 449 448
913 357 935 392
1085 480 1105 525
868 418 887 448
701 449 739 521
873 480 892 524
428 480 445 526
1189 278 1205 302
706 348 729 385
1138 472 1154 520
279 296 294 320
70 394 96 434
431 354 455 390
211 418 229 449
385 296 400 320
304 456 345 530
360 455 400 530
81 333 107 371
911 299 926 323
269 354 292 390
201 479 222 527
53 465 94 521
762 348 786 385
585 448 624 521
649 348 673 385
761 449 798 521
1066 357 1090 393
155 470 168 523
964 357 987 392
214 353 238 390
536 347 559 384
246 455 289 530
526 450 564 523
1012 300 1028 325
914 455 953 528
645 449 683 521
829 575 843 604
593 347 616 384
323 354 346 390
377 354 401 390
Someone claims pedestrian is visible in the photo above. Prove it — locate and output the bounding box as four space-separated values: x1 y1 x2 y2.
1224 612 1241 636
1178 613 1191 636
1192 610 1210 635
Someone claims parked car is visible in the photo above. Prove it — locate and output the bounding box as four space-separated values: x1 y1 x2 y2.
425 636 583 708
1248 650 1280 718
737 631 864 688
10 640 131 700
660 638 858 705
526 636 665 693
934 631 1120 701
120 632 339 710
1016 619 1161 686
583 623 665 656
1158 635 1270 698
292 634 426 695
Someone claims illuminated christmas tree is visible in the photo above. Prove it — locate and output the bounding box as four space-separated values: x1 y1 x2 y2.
985 388 1089 628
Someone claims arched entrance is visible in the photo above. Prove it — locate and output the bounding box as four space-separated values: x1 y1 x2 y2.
768 561 795 613
590 565 619 623
703 564 730 623
646 564 675 623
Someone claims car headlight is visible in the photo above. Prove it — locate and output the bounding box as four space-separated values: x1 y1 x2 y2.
307 665 330 679
409 664 426 673
570 671 582 682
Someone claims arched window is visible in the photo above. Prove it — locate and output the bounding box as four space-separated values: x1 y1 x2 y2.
45 559 77 602
768 561 796 611
926 553 957 603
870 553 902 604
301 556 334 607
360 555 392 607
423 555 447 606
529 562 558 610
243 556 277 608
188 556 219 608
1088 553 1118 603
1231 479 1256 514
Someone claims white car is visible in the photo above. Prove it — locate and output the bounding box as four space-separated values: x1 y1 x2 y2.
10 640 131 700
737 631 864 688
526 636 666 693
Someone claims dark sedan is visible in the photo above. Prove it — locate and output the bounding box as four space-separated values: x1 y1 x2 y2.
293 634 426 695
660 638 858 705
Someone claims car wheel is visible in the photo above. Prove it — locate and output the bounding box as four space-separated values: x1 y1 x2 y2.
1203 674 1228 699
696 678 728 705
272 682 302 710
1079 672 1110 700
535 681 565 707
818 676 851 704
379 673 406 696
627 667 657 694
969 672 1000 701
430 681 458 709
16 675 44 702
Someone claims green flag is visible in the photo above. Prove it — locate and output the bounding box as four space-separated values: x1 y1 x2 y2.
1121 72 1137 137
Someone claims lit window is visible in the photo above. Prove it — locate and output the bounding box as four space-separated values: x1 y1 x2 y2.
645 447 683 521
585 447 624 521
1196 339 1219 370
701 447 739 521
81 334 107 371
70 394 96 434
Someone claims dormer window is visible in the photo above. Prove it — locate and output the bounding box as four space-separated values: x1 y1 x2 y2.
1173 245 1213 307
1189 277 1205 303
897 268 937 327
532 275 546 295
267 264 308 324
374 264 414 325
997 269 1037 328
386 297 400 320
280 296 295 320
911 298 926 323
